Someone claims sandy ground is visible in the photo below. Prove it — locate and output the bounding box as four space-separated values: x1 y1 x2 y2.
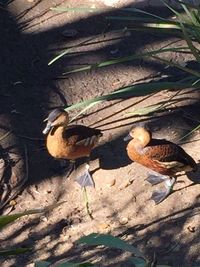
0 0 200 266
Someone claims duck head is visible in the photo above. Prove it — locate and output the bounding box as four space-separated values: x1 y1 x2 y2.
124 126 152 147
43 108 69 134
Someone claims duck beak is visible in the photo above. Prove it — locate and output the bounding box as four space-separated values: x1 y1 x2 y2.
124 133 132 142
42 121 52 134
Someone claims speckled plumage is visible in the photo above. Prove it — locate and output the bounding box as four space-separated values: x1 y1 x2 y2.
126 127 197 176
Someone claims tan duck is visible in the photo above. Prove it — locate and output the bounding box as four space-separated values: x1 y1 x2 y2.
43 108 102 187
124 126 197 204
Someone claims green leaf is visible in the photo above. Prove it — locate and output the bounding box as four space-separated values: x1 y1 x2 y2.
36 261 94 267
35 261 51 267
128 257 147 267
0 201 67 229
178 123 200 141
180 3 199 25
0 211 41 230
161 0 181 17
126 103 165 116
78 233 145 259
65 81 199 112
63 46 189 75
48 49 70 66
107 16 180 28
0 247 31 256
69 101 102 123
174 1 200 9
122 7 167 21
152 55 200 77
178 22 200 62
56 263 94 267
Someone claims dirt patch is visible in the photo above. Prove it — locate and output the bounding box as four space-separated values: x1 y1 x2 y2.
0 1 200 266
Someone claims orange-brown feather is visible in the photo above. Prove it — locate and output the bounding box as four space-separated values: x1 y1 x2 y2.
127 132 197 176
46 124 101 160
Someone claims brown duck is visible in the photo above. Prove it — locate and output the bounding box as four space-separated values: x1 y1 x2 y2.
43 108 102 187
124 126 197 204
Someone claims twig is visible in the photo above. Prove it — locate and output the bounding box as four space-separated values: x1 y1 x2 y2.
0 130 13 142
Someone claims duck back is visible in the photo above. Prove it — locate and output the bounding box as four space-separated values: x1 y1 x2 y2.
127 138 197 175
47 125 102 160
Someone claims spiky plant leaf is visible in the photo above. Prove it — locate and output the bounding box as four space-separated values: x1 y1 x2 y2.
0 247 32 256
0 201 67 229
78 233 145 259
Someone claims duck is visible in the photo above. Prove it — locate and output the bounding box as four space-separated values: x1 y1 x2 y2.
124 126 197 204
42 108 102 187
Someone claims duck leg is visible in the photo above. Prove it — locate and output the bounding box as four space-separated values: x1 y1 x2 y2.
146 172 169 185
74 158 95 187
151 177 176 204
64 160 76 178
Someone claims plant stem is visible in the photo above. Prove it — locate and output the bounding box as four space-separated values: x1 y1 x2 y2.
83 187 93 220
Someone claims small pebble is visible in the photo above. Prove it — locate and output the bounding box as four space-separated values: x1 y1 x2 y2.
40 216 48 222
187 226 196 233
9 200 17 206
107 179 116 187
98 223 110 229
119 178 134 190
119 217 128 225
62 29 78 37
97 223 110 233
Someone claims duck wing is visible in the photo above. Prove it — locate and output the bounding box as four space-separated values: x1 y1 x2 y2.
143 139 197 170
63 125 102 147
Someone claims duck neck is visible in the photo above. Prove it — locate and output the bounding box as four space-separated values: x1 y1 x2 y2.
50 125 63 136
133 132 151 148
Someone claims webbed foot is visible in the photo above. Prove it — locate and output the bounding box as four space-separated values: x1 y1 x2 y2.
151 177 176 204
151 188 171 204
74 163 95 187
146 173 169 185
64 160 76 178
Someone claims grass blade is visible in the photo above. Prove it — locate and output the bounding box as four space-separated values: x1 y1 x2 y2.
178 124 200 141
152 55 200 77
174 0 200 9
126 89 181 117
36 261 94 267
65 81 198 112
63 46 189 75
0 210 43 229
0 247 31 256
180 3 199 25
48 49 70 66
178 21 200 61
161 0 181 17
126 103 166 116
122 7 167 21
35 262 50 267
0 201 67 229
69 101 102 122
